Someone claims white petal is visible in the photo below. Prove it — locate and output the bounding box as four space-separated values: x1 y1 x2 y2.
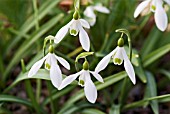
164 0 170 5
45 53 52 70
28 54 48 77
69 20 79 36
58 70 83 90
95 47 117 73
121 48 136 85
54 19 74 44
90 71 104 83
84 72 97 103
78 70 86 86
93 5 110 13
50 58 62 89
84 6 96 19
154 2 168 31
55 55 70 70
87 17 96 26
134 0 150 18
79 19 90 29
79 27 90 51
113 47 123 65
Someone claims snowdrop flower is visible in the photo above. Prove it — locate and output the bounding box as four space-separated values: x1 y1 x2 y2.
84 4 110 26
28 45 70 89
134 0 170 31
59 61 104 103
95 38 136 84
54 11 90 51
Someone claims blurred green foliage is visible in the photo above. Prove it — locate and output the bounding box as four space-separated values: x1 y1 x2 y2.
0 0 170 114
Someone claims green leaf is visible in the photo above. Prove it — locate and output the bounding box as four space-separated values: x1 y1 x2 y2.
6 0 62 54
0 0 29 27
141 27 162 58
160 69 170 80
123 94 170 110
4 69 50 93
143 44 170 67
135 57 147 83
3 14 64 81
144 72 158 114
42 86 76 106
81 108 105 114
62 71 127 107
109 104 120 114
4 69 77 93
0 95 32 107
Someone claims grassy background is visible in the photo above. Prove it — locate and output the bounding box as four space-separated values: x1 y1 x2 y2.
0 0 170 113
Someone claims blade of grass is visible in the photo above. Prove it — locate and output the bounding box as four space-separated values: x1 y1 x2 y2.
5 0 62 55
0 95 32 107
143 44 170 67
3 14 64 81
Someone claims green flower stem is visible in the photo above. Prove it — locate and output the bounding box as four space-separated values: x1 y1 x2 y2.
75 52 94 72
67 47 83 57
74 0 80 10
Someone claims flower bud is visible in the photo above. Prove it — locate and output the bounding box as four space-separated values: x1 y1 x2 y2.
117 38 124 47
83 60 89 70
48 45 54 53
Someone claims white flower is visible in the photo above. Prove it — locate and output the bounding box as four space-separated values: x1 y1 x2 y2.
28 53 70 89
59 70 104 103
54 18 90 51
84 4 110 26
134 0 170 31
95 46 136 85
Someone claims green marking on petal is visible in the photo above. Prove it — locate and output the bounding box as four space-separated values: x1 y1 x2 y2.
71 29 77 35
151 5 156 11
114 58 122 65
45 63 51 70
79 80 85 86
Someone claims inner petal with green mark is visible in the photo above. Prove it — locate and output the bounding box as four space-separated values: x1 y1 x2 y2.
45 63 51 70
113 58 122 65
70 29 78 36
151 5 156 11
79 80 85 87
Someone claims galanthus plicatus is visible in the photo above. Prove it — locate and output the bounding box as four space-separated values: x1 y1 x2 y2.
28 45 70 89
54 11 90 51
134 0 170 31
59 61 104 103
84 4 110 26
95 38 136 84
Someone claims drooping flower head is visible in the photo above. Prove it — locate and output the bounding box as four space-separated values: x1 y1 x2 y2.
28 36 70 89
54 10 90 51
59 59 103 103
84 3 110 26
95 36 136 84
134 0 170 31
